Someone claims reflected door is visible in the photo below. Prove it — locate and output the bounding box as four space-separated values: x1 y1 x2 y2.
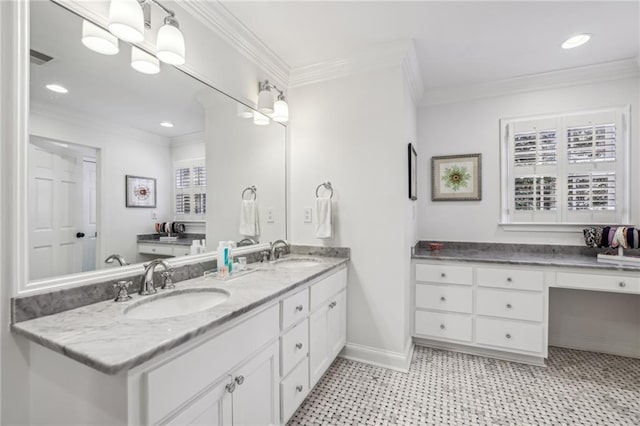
28 141 83 280
82 159 97 272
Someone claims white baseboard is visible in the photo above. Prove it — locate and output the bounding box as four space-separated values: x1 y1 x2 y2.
339 340 414 372
549 340 640 359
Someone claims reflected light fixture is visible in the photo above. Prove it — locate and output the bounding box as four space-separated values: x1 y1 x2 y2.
131 46 160 74
237 103 254 119
257 80 288 123
108 0 144 43
156 15 185 65
82 20 119 55
253 111 270 126
561 34 591 49
160 121 174 128
46 84 68 94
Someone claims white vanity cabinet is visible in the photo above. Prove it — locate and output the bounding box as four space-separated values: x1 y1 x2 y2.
138 243 191 257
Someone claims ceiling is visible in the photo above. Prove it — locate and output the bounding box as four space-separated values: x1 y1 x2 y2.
222 1 640 91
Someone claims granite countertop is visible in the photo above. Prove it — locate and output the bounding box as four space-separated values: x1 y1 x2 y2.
12 255 348 375
412 241 640 272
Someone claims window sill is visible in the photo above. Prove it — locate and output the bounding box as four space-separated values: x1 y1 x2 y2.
498 222 633 233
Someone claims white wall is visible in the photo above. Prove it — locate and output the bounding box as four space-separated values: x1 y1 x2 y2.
289 66 414 367
418 77 640 245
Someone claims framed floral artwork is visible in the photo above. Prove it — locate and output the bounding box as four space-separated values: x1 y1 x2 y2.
125 175 156 208
431 154 482 201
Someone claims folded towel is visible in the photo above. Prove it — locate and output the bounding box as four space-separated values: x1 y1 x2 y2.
315 196 332 239
239 200 260 237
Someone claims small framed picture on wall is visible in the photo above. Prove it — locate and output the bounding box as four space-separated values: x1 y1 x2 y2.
125 175 157 208
408 143 417 200
431 153 482 201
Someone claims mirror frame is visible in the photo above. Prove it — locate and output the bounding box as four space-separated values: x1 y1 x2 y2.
11 0 286 294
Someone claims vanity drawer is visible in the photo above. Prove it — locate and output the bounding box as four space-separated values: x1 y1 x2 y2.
415 284 472 314
280 356 309 423
282 289 309 330
477 267 543 291
476 288 543 322
556 272 640 293
414 311 472 342
281 319 308 377
415 264 472 286
476 317 544 354
138 243 173 256
310 268 347 311
173 246 191 257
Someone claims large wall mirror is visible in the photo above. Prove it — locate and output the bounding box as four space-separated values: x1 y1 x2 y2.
28 1 286 283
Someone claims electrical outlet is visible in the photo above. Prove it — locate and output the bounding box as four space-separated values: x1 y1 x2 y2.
151 210 157 220
304 207 312 223
267 208 275 223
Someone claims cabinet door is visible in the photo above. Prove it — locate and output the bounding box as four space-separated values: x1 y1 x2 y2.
309 304 330 388
328 289 347 358
164 378 232 426
232 342 279 426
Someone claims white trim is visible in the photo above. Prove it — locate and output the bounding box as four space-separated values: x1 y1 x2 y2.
178 1 289 90
421 58 640 107
339 339 414 373
289 39 424 105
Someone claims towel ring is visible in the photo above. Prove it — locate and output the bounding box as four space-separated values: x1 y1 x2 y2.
242 185 257 200
315 181 333 199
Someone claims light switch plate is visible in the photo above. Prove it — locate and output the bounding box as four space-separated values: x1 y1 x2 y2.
151 210 157 220
267 208 275 223
304 207 312 223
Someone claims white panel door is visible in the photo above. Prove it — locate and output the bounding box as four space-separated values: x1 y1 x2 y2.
328 290 347 358
82 159 97 272
29 141 83 280
309 304 330 388
164 378 232 426
232 342 279 426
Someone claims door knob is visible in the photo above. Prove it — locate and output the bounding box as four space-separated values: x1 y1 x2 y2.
76 232 85 238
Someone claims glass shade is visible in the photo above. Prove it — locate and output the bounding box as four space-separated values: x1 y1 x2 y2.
253 111 270 126
108 0 144 43
257 88 274 114
272 99 289 123
82 20 119 55
156 23 186 65
131 46 160 74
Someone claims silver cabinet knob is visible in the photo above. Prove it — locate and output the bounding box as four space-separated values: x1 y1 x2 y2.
440 296 446 302
235 375 245 385
619 282 626 288
296 342 303 350
506 277 512 282
296 385 303 392
440 324 445 330
506 303 512 309
441 273 446 278
296 304 304 312
506 333 512 339
226 382 236 393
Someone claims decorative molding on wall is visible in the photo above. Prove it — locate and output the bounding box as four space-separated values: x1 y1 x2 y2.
340 340 414 373
421 58 640 107
289 39 425 104
178 1 290 90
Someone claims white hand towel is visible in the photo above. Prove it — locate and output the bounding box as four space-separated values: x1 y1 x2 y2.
239 200 260 237
315 196 332 239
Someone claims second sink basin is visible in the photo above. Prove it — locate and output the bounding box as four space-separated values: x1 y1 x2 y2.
273 257 322 269
124 288 230 320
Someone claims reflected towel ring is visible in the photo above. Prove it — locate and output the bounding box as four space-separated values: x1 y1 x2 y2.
315 181 333 199
242 185 257 200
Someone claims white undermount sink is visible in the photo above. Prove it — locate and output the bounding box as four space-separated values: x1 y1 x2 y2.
124 288 230 320
272 257 322 269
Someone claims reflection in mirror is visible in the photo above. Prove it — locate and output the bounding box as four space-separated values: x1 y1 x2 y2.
28 1 286 283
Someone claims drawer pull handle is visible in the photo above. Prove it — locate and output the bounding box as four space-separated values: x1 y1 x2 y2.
506 303 512 309
296 304 304 312
440 324 445 330
235 375 245 385
506 277 512 283
296 385 303 392
619 282 626 288
441 273 446 278
296 342 303 350
440 296 446 302
226 382 236 393
506 333 512 339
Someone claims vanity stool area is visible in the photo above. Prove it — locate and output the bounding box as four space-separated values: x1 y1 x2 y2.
412 242 640 365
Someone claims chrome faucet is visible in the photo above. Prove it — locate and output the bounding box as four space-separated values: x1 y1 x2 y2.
237 237 258 247
105 254 128 266
140 259 172 295
270 240 289 260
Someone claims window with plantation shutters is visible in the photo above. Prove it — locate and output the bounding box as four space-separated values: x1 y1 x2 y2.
173 158 206 221
501 107 629 226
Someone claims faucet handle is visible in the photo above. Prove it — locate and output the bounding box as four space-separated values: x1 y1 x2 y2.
113 281 132 302
260 251 270 263
161 269 176 290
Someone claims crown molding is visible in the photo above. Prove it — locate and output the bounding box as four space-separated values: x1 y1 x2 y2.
179 1 289 90
289 39 424 103
421 58 640 107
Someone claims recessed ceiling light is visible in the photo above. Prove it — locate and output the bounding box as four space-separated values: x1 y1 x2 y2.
562 34 591 49
46 84 68 94
160 121 174 128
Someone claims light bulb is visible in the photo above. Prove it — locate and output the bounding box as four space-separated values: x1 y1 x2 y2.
156 19 186 65
253 111 270 126
108 0 144 43
272 98 289 123
131 46 160 74
82 20 119 55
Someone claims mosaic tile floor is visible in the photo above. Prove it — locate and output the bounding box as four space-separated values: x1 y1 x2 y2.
288 346 640 425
